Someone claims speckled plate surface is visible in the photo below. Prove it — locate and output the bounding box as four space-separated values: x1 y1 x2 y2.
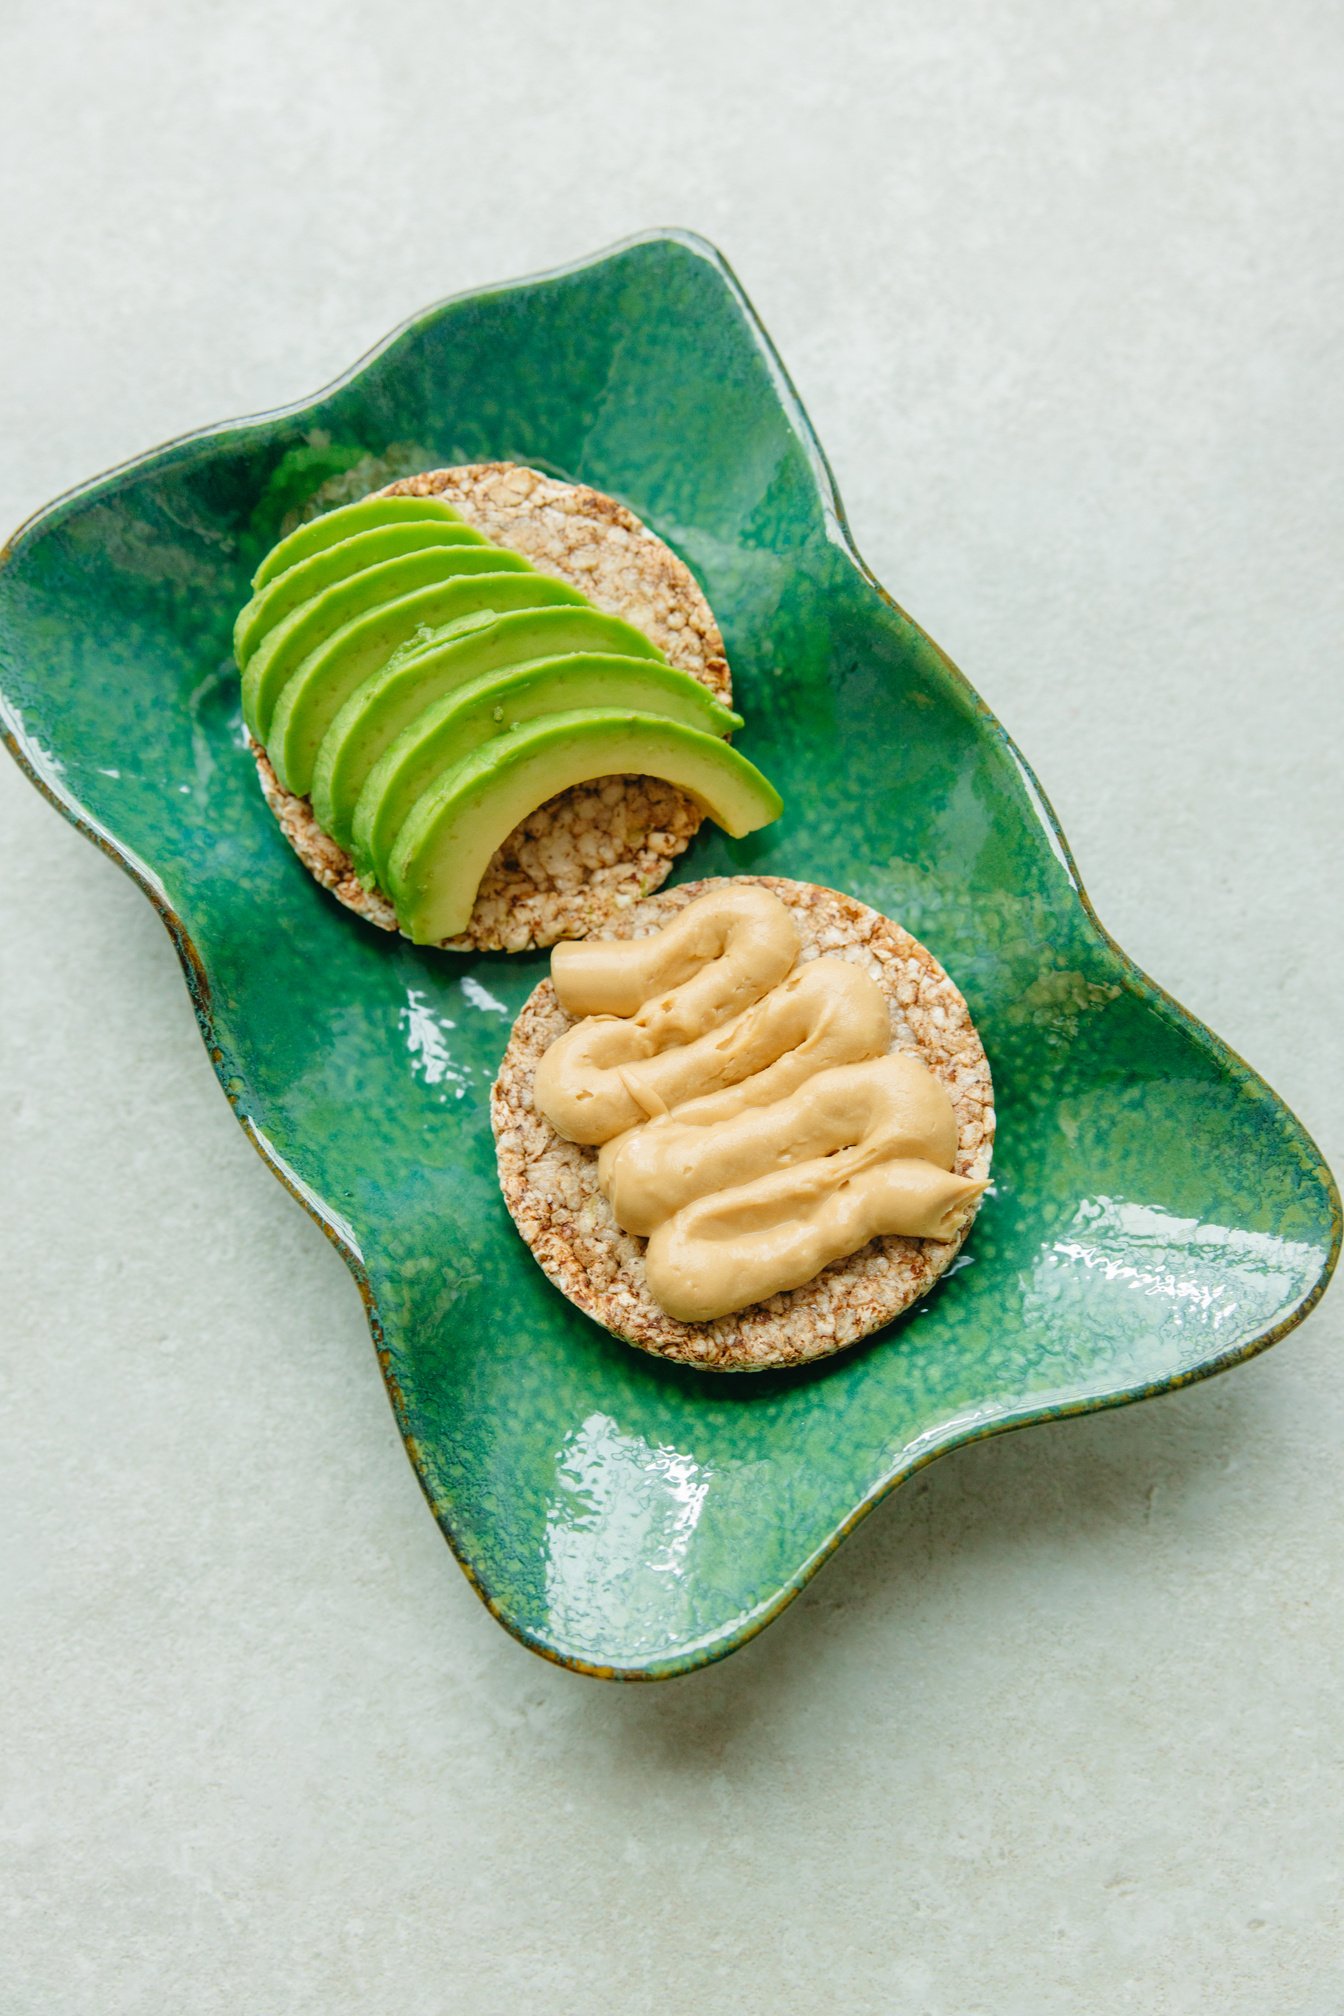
1 231 1337 1679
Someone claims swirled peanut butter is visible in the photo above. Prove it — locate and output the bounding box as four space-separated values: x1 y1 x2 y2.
599 1052 958 1236
645 1159 983 1323
552 881 798 1030
533 886 985 1322
535 955 891 1145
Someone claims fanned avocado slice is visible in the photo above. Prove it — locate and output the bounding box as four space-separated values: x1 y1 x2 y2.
241 545 533 744
234 520 489 664
252 495 467 590
265 574 587 796
387 710 783 945
310 605 668 847
378 609 503 673
351 657 744 885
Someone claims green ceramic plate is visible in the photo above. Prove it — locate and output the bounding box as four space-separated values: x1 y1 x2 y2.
1 232 1337 1679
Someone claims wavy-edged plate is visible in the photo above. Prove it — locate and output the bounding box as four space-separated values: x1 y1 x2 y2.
2 231 1337 1679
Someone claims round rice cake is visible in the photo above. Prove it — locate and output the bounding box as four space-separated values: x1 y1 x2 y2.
491 875 995 1372
251 463 731 953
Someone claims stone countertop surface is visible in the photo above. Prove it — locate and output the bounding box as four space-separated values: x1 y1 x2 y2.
2 3 1340 2011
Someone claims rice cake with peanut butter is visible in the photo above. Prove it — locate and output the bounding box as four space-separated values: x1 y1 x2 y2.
253 462 731 953
491 874 995 1372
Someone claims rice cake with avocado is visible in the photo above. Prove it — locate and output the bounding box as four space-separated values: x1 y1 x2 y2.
251 463 735 952
491 875 995 1372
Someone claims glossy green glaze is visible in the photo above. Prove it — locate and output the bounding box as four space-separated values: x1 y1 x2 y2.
0 232 1337 1679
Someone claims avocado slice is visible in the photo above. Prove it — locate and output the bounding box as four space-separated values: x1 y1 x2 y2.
379 608 503 671
310 605 668 847
351 658 744 885
387 710 783 944
265 573 587 796
241 545 533 743
252 495 466 591
356 609 504 686
234 520 489 665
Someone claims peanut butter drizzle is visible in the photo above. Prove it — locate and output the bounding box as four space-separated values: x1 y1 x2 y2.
533 886 985 1322
599 1052 958 1236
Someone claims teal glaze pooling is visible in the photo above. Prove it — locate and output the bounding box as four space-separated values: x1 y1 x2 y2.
0 231 1337 1681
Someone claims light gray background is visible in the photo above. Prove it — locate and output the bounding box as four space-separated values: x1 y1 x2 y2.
3 3 1341 2011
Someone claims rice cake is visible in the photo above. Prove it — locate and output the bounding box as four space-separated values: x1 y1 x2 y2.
491 875 995 1371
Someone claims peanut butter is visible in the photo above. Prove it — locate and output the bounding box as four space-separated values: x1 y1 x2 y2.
533 886 985 1322
599 1052 958 1236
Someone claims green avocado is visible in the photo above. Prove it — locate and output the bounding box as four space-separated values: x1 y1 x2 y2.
379 609 503 671
351 658 744 886
251 495 467 591
265 573 587 796
387 709 784 944
310 604 668 847
241 545 533 744
234 520 489 665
